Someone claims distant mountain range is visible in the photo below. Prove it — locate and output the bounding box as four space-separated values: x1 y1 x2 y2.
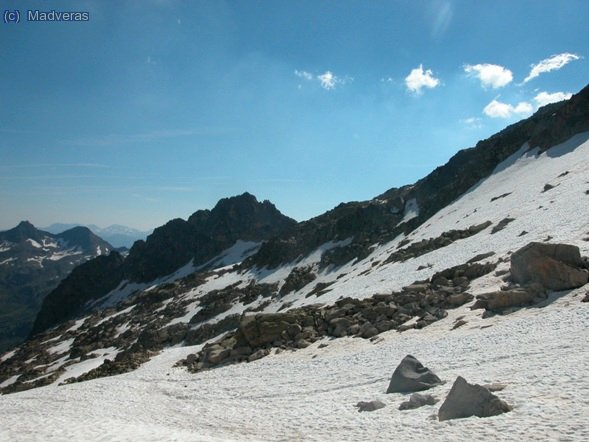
42 224 151 248
0 222 113 352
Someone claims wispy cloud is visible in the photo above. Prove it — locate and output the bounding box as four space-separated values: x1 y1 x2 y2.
483 99 533 118
533 91 572 107
294 70 313 81
428 0 453 38
294 69 351 90
405 65 440 94
0 163 110 170
250 178 303 184
523 53 580 83
460 117 483 128
63 128 229 148
464 63 513 89
131 193 161 203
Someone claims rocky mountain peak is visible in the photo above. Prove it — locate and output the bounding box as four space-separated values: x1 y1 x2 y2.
1 221 46 243
29 194 297 335
190 192 297 242
56 226 111 255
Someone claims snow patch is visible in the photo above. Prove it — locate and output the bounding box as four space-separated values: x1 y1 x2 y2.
0 349 17 363
47 338 75 355
56 347 119 384
397 198 419 225
26 239 42 248
0 375 19 389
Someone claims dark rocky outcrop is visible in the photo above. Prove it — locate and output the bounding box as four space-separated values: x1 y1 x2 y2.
126 193 296 282
29 253 125 336
385 222 492 264
491 217 515 234
438 376 512 421
279 266 317 296
386 355 443 393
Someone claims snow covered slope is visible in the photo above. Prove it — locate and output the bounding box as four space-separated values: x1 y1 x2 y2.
0 106 588 440
0 285 587 441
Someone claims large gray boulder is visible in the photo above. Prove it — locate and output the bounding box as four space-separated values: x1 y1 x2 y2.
386 355 443 393
438 376 512 421
510 242 588 290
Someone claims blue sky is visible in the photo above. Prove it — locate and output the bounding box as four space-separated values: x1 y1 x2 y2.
1 0 588 230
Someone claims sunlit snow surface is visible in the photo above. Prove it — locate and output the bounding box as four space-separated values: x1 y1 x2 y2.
1 289 588 441
1 133 589 441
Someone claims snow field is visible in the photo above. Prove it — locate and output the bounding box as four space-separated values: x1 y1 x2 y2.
1 287 587 441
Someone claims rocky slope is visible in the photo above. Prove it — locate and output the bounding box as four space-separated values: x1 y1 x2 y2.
1 84 588 395
0 222 112 352
29 193 297 336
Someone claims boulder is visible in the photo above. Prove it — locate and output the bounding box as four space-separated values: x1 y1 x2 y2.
355 400 386 412
473 288 534 311
438 376 512 421
399 393 438 410
386 355 443 393
510 242 588 290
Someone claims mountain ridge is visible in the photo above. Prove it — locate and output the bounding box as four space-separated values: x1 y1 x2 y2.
2 83 588 396
42 223 151 249
29 192 297 336
0 222 113 352
27 84 589 338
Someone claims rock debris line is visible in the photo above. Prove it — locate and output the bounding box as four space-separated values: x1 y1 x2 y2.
179 261 495 372
181 241 589 372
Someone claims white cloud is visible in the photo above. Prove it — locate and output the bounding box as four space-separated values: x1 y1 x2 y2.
317 71 339 90
533 91 572 107
294 70 313 81
523 53 580 83
483 99 533 119
294 70 350 90
464 63 513 89
405 65 440 93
